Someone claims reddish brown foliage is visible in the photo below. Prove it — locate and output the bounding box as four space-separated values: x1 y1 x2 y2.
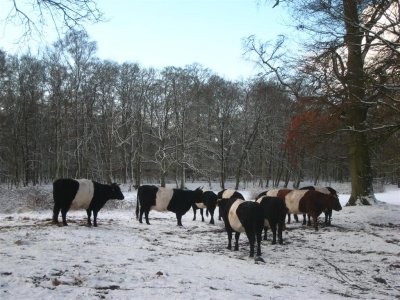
285 110 339 160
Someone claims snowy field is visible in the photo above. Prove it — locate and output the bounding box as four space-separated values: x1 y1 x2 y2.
0 183 399 299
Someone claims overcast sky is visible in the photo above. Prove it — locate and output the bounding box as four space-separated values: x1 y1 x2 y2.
1 0 290 80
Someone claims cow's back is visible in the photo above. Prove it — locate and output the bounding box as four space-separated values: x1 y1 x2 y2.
228 199 245 232
285 190 308 214
153 187 174 211
167 189 198 214
70 179 94 209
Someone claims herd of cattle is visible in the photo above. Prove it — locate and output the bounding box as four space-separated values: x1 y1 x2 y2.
52 178 342 257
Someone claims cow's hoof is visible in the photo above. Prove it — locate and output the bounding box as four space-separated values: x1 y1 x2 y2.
272 241 276 245
254 256 265 263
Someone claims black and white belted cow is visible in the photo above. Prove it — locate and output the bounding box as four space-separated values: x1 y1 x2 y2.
52 178 124 227
192 190 218 224
256 196 288 244
136 185 203 226
218 197 264 257
217 189 245 221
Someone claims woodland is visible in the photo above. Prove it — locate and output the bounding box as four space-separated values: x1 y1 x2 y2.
0 1 399 206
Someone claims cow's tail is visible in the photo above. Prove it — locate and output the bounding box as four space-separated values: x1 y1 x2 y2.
136 193 140 220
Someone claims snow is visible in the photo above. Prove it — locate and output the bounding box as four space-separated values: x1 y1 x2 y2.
0 183 399 299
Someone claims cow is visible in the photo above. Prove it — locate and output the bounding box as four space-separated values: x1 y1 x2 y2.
192 190 218 224
218 198 264 257
265 189 297 223
299 186 339 225
217 189 245 220
284 190 342 230
52 178 124 227
136 185 203 226
256 196 288 244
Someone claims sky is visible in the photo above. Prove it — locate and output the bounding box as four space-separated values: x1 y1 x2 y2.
0 0 291 80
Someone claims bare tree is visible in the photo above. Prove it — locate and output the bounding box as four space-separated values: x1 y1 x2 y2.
2 0 103 40
246 0 400 205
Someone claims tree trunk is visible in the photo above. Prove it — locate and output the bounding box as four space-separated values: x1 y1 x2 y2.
343 1 376 205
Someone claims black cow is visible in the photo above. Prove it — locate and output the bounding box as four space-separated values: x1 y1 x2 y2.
299 186 339 225
192 190 218 224
53 178 124 227
217 189 245 221
136 185 203 226
256 196 288 244
218 198 264 257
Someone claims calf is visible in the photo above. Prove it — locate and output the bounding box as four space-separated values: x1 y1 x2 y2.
256 196 288 244
300 186 339 225
52 178 124 227
192 190 218 224
218 198 264 257
285 190 342 230
136 185 203 226
217 189 245 220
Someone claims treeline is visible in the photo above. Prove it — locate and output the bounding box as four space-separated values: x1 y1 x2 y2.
0 30 395 189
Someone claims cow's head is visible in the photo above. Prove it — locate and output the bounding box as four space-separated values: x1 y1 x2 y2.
111 183 125 200
329 194 342 211
193 187 204 200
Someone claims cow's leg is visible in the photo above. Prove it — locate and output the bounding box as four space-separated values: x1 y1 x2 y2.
61 208 68 226
302 214 307 225
138 206 144 223
294 214 299 222
226 229 233 250
256 228 262 256
271 223 277 245
287 213 291 224
176 214 183 226
192 206 197 221
200 208 204 222
234 232 240 251
307 214 312 226
52 203 60 224
310 212 318 231
144 209 150 225
93 210 98 227
209 211 215 225
278 222 284 244
263 226 268 241
326 210 332 225
245 229 255 257
209 208 215 224
86 209 92 226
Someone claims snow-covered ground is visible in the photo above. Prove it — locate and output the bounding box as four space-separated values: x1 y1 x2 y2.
0 183 399 299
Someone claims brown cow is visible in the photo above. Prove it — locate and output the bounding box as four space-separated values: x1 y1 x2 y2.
284 190 342 230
